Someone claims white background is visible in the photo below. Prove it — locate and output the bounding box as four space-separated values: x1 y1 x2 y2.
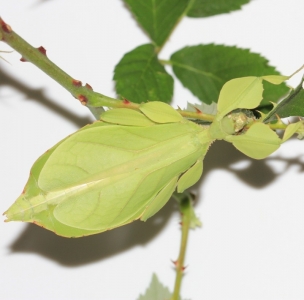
0 0 304 299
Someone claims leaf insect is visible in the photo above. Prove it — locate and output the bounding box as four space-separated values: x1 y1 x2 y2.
4 75 302 237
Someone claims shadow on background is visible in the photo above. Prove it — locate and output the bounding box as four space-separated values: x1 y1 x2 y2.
202 140 304 188
2 65 304 267
9 198 176 266
0 66 93 128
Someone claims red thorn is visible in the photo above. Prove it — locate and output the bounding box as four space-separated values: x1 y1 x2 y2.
0 18 12 33
72 79 82 87
20 56 28 62
179 221 183 226
194 107 202 114
85 83 93 90
37 46 47 56
182 265 187 271
171 260 178 266
123 98 130 104
22 188 26 194
78 95 88 106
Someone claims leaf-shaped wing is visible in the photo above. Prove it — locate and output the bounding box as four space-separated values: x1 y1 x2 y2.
225 123 281 159
5 118 210 237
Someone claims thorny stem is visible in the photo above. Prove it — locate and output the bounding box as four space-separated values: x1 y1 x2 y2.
0 17 137 109
0 17 216 122
171 194 192 300
0 17 293 131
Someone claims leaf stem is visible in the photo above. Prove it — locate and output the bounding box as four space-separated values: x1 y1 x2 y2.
159 59 173 66
171 193 192 300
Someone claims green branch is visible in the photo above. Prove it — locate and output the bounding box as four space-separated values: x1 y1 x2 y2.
0 17 293 132
171 193 192 300
0 17 216 122
0 17 136 110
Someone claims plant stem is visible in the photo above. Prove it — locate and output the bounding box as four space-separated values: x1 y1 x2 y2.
0 17 295 131
171 194 192 300
0 17 136 110
0 17 217 123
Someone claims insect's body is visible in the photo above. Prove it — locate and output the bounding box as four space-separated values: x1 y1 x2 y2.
6 75 295 237
5 107 212 237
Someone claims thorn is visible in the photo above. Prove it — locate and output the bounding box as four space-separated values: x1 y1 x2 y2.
194 106 202 114
22 188 26 194
85 83 93 90
0 18 12 33
37 46 47 56
179 221 183 226
123 98 130 104
20 56 28 62
177 105 181 110
72 79 82 87
78 95 88 106
275 114 284 123
182 265 187 271
171 260 178 267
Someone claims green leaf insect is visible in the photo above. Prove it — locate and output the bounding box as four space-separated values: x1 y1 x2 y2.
4 102 212 237
4 74 298 237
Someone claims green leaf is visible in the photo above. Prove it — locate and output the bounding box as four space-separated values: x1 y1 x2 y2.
170 44 289 106
137 274 171 300
114 44 173 104
264 76 304 121
187 0 250 18
124 0 190 48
